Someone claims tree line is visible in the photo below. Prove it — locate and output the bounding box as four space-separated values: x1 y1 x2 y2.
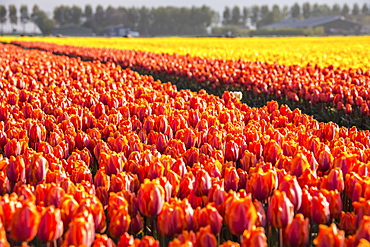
0 3 368 36
222 3 369 28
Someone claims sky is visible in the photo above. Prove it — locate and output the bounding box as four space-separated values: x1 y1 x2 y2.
2 0 369 16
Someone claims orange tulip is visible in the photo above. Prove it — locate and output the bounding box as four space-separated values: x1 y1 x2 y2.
26 153 48 183
340 212 356 235
241 226 267 247
196 226 218 247
313 223 345 247
62 213 95 247
263 140 282 165
6 155 26 184
225 195 257 235
4 139 21 158
310 191 330 224
157 201 186 238
93 234 117 247
193 169 212 197
10 201 41 242
268 190 294 228
278 174 302 212
37 205 63 242
105 152 124 176
224 166 240 192
247 167 277 202
137 179 165 217
109 207 131 239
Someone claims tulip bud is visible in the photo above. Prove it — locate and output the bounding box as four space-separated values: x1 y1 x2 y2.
4 139 21 158
268 190 294 229
37 205 63 242
26 154 48 183
283 214 309 247
313 223 345 247
117 233 135 247
326 167 344 192
10 201 41 242
105 152 124 176
263 140 282 165
137 179 165 217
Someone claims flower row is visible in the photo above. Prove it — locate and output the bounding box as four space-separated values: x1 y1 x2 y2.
1 43 370 246
10 40 370 129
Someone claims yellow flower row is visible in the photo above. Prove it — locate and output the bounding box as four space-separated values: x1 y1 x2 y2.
2 36 370 70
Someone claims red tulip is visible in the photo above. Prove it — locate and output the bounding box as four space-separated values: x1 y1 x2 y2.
105 152 124 176
322 189 342 219
60 195 79 230
37 205 63 242
137 179 165 217
290 152 310 177
283 214 309 247
268 190 294 228
313 223 345 247
225 140 240 162
10 201 41 242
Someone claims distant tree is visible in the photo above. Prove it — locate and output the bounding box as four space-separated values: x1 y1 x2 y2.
352 3 360 15
361 3 368 15
231 6 241 25
271 5 282 23
260 5 269 20
251 5 260 27
302 2 311 18
311 3 320 17
31 5 55 34
54 6 73 26
242 7 249 26
222 6 231 25
320 4 331 16
71 5 82 24
137 6 151 36
20 5 29 33
281 5 290 19
341 4 350 16
94 5 105 34
9 5 17 32
332 4 341 15
0 5 6 35
83 5 93 28
291 3 300 18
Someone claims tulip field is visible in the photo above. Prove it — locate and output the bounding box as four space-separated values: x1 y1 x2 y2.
0 36 369 247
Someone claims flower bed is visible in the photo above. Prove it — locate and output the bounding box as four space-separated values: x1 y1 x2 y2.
1 43 370 246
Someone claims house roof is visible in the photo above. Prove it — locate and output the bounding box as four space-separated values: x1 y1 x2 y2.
261 15 361 29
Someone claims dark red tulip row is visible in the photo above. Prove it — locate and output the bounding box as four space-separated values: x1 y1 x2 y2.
1 42 370 246
10 40 370 130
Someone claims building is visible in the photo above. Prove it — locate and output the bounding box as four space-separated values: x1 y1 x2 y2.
260 16 362 35
52 24 94 37
103 25 140 37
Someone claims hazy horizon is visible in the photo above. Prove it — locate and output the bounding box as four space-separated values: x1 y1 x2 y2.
2 0 369 16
